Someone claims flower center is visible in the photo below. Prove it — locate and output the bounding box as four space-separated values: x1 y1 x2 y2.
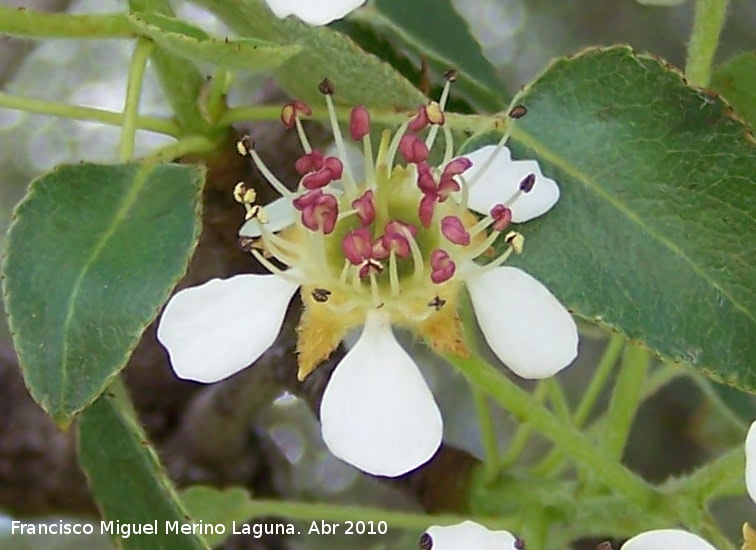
235 76 534 326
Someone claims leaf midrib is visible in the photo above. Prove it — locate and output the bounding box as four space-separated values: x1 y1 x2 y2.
57 164 154 412
511 126 756 325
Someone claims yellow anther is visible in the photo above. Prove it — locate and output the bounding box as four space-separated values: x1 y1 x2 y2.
742 522 756 550
425 102 445 125
233 181 248 203
236 140 249 157
243 189 257 204
505 231 525 254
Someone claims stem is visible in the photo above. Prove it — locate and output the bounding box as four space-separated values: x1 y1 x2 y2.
641 362 684 400
235 499 519 532
499 382 548 467
545 379 571 422
471 386 500 483
685 0 730 87
602 343 651 459
446 353 661 509
142 136 217 164
119 38 153 162
204 68 231 123
0 92 179 136
0 7 133 39
666 447 745 503
573 334 624 427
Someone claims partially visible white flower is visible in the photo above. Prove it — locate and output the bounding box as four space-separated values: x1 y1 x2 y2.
620 529 715 549
421 521 520 550
745 420 756 502
264 0 364 25
158 76 578 477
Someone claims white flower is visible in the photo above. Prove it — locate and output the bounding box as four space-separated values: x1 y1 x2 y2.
263 0 364 25
158 78 578 477
421 521 520 550
619 529 715 549
746 420 756 502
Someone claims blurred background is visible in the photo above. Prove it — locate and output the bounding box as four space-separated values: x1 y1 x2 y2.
0 0 754 548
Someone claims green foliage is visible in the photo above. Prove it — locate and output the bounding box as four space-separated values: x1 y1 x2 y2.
78 389 209 550
192 0 426 108
180 487 257 546
712 52 756 126
128 13 302 71
474 47 755 391
340 0 507 111
2 163 204 424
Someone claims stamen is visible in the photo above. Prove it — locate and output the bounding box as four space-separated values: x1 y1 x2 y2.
441 124 454 166
424 70 455 150
386 120 410 171
389 250 400 297
339 259 350 284
319 78 357 195
246 147 294 199
250 249 304 284
398 225 425 283
351 106 375 184
368 271 382 307
294 117 313 154
464 123 515 190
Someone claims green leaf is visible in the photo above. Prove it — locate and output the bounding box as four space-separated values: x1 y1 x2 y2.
78 388 209 550
180 486 256 546
2 163 203 424
712 52 756 127
128 12 302 71
475 47 755 391
345 0 507 111
191 0 425 108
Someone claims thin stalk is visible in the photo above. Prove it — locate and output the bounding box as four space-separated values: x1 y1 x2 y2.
641 362 684 400
143 136 216 164
0 92 179 136
471 386 500 484
573 334 624 427
0 7 133 38
601 343 651 460
685 0 730 86
546 378 571 422
446 353 661 510
499 381 548 468
119 38 153 162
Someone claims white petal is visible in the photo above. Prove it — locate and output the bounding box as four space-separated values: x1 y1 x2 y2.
466 266 578 378
320 311 442 476
157 275 299 383
621 529 716 550
463 145 560 223
746 420 756 503
239 196 296 237
424 521 518 550
264 0 364 25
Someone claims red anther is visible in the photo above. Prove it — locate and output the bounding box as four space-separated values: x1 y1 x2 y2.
437 175 460 201
508 104 528 119
430 249 456 284
352 190 376 226
399 133 429 164
301 156 343 189
342 228 374 265
418 193 437 228
295 150 325 175
441 157 472 179
280 100 312 129
381 220 418 258
441 216 471 246
416 162 437 195
519 173 536 193
294 189 339 234
490 204 512 232
350 106 371 141
408 106 429 132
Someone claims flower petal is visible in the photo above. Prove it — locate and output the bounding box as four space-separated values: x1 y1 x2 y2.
746 420 756 503
157 275 299 383
264 0 364 25
463 145 560 223
424 521 518 549
621 529 716 550
466 266 578 378
239 196 296 237
320 311 442 476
